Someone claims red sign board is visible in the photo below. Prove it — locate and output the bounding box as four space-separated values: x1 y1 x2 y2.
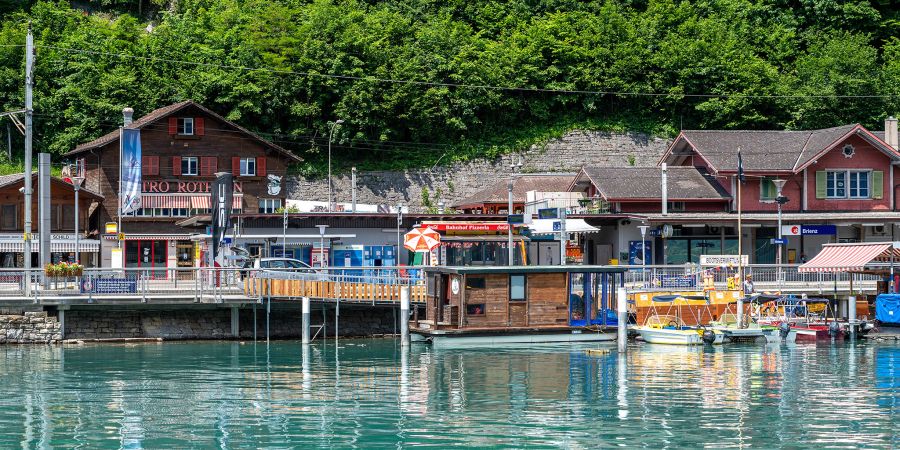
422 222 510 232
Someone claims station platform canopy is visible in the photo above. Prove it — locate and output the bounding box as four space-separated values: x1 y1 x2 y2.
799 242 900 273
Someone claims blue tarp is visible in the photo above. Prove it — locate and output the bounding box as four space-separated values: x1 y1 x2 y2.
875 294 900 325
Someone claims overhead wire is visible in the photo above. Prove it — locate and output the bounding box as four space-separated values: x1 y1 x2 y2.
35 44 900 100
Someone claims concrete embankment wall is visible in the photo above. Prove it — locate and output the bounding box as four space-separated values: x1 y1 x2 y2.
0 304 403 344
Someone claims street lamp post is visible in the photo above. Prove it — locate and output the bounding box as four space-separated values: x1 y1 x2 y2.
315 225 329 269
73 176 84 264
327 119 344 212
638 225 649 287
772 179 787 288
507 156 522 266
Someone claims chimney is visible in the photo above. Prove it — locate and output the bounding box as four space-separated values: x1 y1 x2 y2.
886 116 898 151
661 163 668 216
123 107 134 126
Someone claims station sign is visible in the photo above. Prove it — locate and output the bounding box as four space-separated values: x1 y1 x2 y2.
538 208 559 220
700 254 749 266
507 214 524 225
771 238 788 245
781 225 837 236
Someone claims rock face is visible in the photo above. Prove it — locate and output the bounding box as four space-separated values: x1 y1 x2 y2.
0 311 62 344
287 130 670 211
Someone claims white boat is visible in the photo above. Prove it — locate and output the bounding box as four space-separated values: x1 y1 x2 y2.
634 315 725 345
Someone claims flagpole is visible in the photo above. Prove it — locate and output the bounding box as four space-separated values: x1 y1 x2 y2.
736 146 743 294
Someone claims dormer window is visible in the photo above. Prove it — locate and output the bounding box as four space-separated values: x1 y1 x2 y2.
177 118 194 136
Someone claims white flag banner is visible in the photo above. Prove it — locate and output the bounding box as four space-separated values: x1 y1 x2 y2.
120 128 142 215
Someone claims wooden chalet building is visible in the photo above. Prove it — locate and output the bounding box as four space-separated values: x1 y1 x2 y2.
65 100 301 271
0 174 103 268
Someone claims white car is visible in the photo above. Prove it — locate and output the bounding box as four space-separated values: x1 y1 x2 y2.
244 257 320 280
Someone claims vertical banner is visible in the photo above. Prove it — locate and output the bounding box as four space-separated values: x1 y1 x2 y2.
629 240 651 265
120 129 142 215
210 172 234 261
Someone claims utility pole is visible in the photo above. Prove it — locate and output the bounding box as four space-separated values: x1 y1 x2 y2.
23 27 33 291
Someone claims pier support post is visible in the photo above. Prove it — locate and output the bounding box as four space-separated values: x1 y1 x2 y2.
401 286 410 347
848 295 857 340
58 307 65 340
231 306 239 338
737 296 744 329
616 287 627 353
302 296 311 345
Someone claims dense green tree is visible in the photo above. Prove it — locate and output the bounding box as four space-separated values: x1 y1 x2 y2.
0 0 892 174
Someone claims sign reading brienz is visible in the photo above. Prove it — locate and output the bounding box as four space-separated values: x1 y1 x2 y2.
781 225 837 236
142 180 244 194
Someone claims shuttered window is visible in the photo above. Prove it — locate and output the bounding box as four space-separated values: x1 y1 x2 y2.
141 156 159 176
760 177 776 200
817 170 880 199
200 157 217 176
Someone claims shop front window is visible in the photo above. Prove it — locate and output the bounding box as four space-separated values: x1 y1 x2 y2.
125 240 168 278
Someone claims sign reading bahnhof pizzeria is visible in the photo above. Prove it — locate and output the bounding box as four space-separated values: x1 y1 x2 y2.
422 222 510 232
143 180 244 194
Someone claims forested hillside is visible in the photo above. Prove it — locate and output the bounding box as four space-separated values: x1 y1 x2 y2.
0 0 897 174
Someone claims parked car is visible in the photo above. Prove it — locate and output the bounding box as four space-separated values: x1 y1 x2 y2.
242 257 317 279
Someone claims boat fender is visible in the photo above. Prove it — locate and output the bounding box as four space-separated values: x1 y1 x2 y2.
778 322 791 339
701 328 716 344
828 321 841 337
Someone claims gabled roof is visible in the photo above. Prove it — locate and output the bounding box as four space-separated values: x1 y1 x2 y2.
573 166 729 201
65 100 301 162
660 124 900 173
0 173 104 200
451 174 575 208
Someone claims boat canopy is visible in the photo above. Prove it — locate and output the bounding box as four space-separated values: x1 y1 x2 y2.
799 242 900 273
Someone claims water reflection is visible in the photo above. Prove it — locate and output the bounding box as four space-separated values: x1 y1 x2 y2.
0 341 897 447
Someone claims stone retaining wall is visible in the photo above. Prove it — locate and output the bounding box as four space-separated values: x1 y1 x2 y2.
0 311 62 344
288 130 670 211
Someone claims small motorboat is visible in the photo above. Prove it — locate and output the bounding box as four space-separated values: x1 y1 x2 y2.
633 295 725 345
756 296 845 342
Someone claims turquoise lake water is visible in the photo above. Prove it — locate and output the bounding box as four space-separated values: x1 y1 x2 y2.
0 339 897 448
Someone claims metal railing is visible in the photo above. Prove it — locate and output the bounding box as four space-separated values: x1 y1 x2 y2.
0 266 427 304
620 264 882 295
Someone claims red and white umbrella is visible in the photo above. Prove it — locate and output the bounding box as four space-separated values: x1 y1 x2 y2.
404 227 441 252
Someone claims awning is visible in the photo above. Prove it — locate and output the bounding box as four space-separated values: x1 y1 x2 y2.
527 218 599 235
441 235 528 242
189 195 243 209
798 242 900 273
103 234 193 241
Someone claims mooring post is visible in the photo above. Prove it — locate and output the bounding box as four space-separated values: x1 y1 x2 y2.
58 307 65 340
253 302 257 342
401 286 410 347
231 306 239 338
302 296 311 345
737 295 744 329
848 295 857 340
266 291 271 345
335 299 340 340
616 286 627 353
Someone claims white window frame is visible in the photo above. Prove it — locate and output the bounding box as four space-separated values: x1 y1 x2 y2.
240 157 256 176
182 157 199 176
259 198 282 214
848 171 870 199
177 117 194 136
826 170 870 199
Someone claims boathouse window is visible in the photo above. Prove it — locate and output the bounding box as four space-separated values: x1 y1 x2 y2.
466 304 485 316
177 117 194 136
465 276 486 289
509 275 526 301
181 157 199 176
